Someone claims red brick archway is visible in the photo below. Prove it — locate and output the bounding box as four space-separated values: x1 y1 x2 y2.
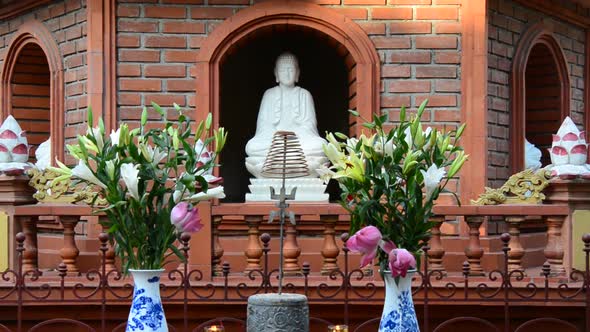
195 0 380 139
510 22 570 173
1 20 64 162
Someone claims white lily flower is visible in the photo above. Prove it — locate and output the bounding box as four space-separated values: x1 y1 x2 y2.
195 139 213 172
186 186 225 202
203 174 222 184
151 146 167 165
121 163 141 200
105 160 116 181
421 164 446 200
87 126 104 151
374 136 396 157
110 128 121 146
316 163 336 184
72 161 106 189
323 143 344 165
326 132 340 147
139 143 150 161
423 127 433 151
173 190 183 203
346 137 359 149
405 126 432 151
404 127 413 149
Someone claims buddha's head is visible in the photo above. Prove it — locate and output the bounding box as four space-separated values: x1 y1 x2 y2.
274 52 300 86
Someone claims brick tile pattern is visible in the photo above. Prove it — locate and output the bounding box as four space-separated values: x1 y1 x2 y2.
487 0 586 188
115 0 461 136
113 0 462 194
0 0 87 155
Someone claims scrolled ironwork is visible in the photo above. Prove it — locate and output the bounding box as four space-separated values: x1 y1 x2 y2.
0 229 589 331
425 270 459 299
315 269 346 299
72 269 102 299
475 270 504 299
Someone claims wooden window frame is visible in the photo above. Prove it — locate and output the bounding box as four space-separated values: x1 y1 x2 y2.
510 22 570 173
0 20 64 163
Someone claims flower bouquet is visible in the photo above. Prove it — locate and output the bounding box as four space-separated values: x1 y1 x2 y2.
51 102 227 331
321 100 467 276
51 102 227 271
321 100 467 331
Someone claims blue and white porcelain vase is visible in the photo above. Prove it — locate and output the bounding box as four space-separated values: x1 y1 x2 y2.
126 269 168 332
378 270 419 332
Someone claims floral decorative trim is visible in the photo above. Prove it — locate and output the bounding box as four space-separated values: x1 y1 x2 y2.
379 290 419 332
127 288 164 331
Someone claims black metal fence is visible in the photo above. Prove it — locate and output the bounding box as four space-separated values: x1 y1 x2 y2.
0 231 589 332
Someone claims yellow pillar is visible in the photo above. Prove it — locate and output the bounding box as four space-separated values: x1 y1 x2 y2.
0 211 7 271
573 210 590 271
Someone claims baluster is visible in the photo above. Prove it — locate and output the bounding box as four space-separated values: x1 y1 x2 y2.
212 215 224 276
464 216 485 276
321 214 340 275
505 216 525 274
543 215 566 276
283 216 301 275
59 216 80 276
18 216 40 275
427 215 446 275
99 216 116 273
244 215 263 272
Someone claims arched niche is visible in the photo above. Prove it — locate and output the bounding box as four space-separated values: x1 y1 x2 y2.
195 0 380 203
510 22 570 172
0 20 64 163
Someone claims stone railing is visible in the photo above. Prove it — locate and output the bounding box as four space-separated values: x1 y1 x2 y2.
211 203 571 277
6 201 573 279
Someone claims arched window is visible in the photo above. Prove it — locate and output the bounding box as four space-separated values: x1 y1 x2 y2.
511 23 570 172
1 20 64 163
195 0 380 202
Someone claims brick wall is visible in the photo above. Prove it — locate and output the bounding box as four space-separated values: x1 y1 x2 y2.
116 0 462 194
487 0 586 188
0 0 88 156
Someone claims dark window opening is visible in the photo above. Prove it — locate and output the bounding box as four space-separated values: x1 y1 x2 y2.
524 43 562 167
10 43 51 161
219 25 350 202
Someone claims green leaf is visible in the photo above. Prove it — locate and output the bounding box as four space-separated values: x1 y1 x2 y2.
205 113 212 130
98 118 105 135
348 109 359 117
417 99 428 119
399 105 406 122
87 106 93 127
456 123 466 140
141 106 148 126
334 132 348 140
151 102 165 116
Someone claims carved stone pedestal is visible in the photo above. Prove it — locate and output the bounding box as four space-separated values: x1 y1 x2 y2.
247 293 309 332
246 178 328 202
0 175 36 271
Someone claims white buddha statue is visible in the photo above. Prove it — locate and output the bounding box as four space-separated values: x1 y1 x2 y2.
245 52 327 178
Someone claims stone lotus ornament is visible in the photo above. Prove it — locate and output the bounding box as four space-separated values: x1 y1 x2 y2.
524 139 542 171
545 116 590 178
0 115 32 175
0 115 28 159
34 138 51 171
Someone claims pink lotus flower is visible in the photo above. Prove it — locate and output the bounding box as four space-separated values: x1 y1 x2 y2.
346 226 382 268
170 202 203 233
389 249 416 277
380 240 416 277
